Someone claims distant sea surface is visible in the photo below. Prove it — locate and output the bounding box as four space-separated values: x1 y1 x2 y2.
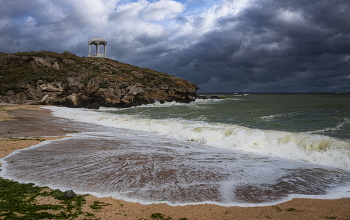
1 93 350 206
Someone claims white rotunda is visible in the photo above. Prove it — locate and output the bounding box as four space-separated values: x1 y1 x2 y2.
88 37 107 58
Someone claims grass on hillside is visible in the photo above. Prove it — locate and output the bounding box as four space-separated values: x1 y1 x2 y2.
14 51 81 62
0 51 193 94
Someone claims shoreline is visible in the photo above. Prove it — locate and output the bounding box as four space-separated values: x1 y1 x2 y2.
1 104 350 219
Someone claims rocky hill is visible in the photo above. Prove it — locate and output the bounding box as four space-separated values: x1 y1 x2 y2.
0 51 198 108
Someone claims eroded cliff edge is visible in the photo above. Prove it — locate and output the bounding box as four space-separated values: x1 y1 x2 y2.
0 51 198 108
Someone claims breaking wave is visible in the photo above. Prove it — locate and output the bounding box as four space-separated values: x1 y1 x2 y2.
44 106 350 170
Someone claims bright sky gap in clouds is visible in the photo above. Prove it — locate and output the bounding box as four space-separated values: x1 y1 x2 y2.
1 0 350 92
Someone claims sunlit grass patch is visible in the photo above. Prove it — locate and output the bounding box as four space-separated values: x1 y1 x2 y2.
0 178 97 219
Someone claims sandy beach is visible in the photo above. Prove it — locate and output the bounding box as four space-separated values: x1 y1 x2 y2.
1 104 350 219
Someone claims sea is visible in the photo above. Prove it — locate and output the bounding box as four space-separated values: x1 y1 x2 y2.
1 93 350 206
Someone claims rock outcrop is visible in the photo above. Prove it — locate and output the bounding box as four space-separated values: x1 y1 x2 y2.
0 51 199 108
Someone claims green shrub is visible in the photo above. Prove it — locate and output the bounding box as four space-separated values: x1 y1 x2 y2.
99 83 108 88
81 72 98 85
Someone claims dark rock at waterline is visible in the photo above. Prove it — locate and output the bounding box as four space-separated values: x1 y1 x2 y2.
209 96 220 99
64 190 76 200
196 95 208 99
0 51 199 108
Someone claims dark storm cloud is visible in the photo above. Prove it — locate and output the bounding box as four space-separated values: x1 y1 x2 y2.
126 0 350 92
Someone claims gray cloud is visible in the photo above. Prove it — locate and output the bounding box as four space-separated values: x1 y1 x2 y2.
130 0 350 92
1 0 349 92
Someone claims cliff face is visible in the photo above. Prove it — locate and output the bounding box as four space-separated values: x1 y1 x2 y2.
0 51 198 108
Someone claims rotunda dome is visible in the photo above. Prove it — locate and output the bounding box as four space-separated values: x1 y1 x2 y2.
88 37 107 45
88 36 107 58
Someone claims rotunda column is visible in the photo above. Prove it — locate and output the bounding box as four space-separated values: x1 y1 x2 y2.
88 37 107 58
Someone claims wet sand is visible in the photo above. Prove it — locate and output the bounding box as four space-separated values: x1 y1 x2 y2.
1 104 350 219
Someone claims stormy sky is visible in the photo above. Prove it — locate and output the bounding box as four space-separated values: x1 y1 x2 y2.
1 0 350 92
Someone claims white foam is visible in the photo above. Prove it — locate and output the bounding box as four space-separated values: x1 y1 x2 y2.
326 117 350 131
259 114 286 121
98 100 226 114
259 112 303 121
0 137 72 180
43 106 350 170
